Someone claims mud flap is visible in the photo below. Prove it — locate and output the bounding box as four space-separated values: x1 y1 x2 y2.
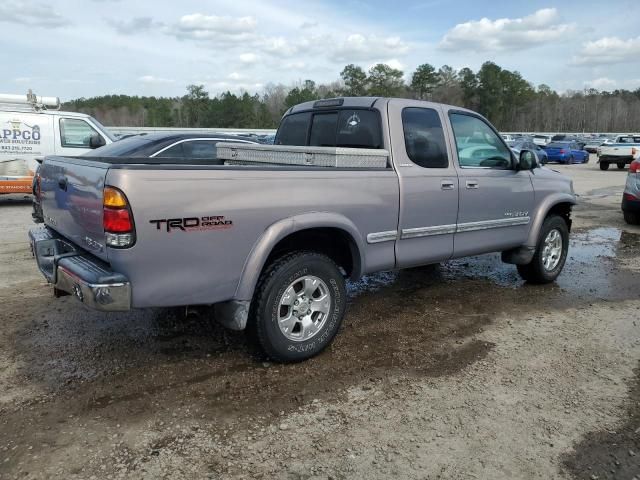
214 300 250 331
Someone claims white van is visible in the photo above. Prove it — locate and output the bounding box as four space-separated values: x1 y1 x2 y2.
0 92 115 195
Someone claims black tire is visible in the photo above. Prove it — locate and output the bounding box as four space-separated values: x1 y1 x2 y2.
248 251 346 362
568 156 574 164
623 211 640 225
600 162 609 171
517 215 569 284
617 162 626 170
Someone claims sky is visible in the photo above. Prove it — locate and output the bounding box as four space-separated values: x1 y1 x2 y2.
1 0 640 100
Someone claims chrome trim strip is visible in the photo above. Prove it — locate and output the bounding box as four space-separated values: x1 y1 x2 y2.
401 224 457 239
399 217 530 240
366 230 398 244
456 217 530 233
150 138 255 158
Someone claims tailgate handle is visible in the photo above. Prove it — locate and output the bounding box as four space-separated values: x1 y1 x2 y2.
58 177 68 191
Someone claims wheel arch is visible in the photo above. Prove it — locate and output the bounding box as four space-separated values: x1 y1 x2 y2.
526 195 576 247
234 213 365 302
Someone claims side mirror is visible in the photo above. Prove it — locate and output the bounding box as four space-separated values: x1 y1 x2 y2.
518 149 538 170
89 133 106 149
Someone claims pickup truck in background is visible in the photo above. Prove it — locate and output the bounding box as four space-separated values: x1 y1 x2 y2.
29 97 576 362
598 134 640 170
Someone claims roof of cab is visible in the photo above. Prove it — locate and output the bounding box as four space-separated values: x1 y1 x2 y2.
285 96 478 116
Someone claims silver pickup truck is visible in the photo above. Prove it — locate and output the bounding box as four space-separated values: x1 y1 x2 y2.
29 97 576 362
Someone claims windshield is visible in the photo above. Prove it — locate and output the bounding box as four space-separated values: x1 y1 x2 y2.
83 135 153 156
88 116 117 142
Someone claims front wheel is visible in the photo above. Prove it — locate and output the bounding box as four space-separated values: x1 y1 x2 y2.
600 162 610 171
517 215 569 284
617 162 626 170
248 252 346 362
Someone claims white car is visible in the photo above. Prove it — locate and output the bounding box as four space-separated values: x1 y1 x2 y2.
0 91 115 195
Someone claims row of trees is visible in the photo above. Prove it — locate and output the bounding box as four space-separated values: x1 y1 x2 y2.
64 62 640 132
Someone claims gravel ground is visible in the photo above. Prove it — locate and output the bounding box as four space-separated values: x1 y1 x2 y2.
0 158 639 479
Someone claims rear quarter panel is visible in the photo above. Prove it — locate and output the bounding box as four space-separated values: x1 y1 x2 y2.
106 167 399 308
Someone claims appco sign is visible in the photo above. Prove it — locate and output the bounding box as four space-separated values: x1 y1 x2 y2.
2 119 41 141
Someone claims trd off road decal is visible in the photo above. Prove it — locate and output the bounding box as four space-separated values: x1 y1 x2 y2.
149 216 233 232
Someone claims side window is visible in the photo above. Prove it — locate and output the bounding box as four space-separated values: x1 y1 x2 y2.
182 140 217 159
155 143 184 158
401 107 448 168
449 113 512 169
59 118 99 148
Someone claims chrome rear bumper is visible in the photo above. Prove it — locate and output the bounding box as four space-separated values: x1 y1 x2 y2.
29 226 131 311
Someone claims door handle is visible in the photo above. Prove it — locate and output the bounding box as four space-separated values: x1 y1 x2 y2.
58 177 68 191
441 181 455 190
466 180 479 189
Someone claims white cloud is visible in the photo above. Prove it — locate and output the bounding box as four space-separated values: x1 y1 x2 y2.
333 34 409 62
13 77 33 85
439 8 573 52
107 16 163 35
0 0 68 27
138 75 175 84
583 77 617 90
572 36 640 66
170 13 257 42
239 53 258 64
228 72 245 80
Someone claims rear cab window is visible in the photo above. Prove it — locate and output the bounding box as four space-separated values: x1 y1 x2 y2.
275 109 383 149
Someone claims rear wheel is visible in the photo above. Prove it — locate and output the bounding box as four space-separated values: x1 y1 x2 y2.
248 251 346 362
568 156 574 164
624 211 640 225
517 215 569 284
600 162 610 171
617 162 626 170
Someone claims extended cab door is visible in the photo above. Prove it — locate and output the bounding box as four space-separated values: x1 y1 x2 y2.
389 100 458 268
445 110 534 257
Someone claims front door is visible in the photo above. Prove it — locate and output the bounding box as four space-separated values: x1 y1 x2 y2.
389 100 459 268
54 117 102 157
445 111 535 258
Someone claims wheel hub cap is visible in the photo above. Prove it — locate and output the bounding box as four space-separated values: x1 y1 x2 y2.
278 275 331 342
541 229 563 271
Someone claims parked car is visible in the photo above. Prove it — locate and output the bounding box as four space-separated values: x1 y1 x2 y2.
622 159 640 224
31 133 257 222
508 140 549 164
29 97 576 362
533 134 553 146
543 141 589 164
598 134 640 170
584 138 606 153
0 91 115 195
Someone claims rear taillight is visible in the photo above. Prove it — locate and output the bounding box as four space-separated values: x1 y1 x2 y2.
103 186 135 248
560 149 567 154
624 193 639 201
630 160 640 174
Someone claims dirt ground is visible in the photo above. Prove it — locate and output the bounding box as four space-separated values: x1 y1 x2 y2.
1 158 639 480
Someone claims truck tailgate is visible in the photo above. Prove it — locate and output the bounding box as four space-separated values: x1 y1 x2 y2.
39 156 109 262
